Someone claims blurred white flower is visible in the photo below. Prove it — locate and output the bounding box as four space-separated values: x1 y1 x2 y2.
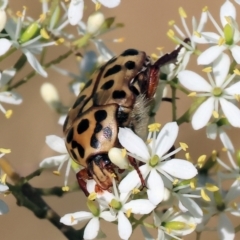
68 0 120 25
60 199 116 239
178 53 240 130
197 1 240 64
117 122 197 205
150 208 196 239
200 181 240 240
0 68 22 118
39 135 72 190
103 178 156 240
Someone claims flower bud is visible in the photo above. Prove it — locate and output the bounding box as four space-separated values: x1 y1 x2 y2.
108 147 129 169
224 24 234 45
87 200 100 216
19 22 39 43
213 191 225 211
0 10 7 32
163 221 187 230
49 5 61 30
236 150 240 167
40 82 61 110
87 11 105 34
216 117 229 127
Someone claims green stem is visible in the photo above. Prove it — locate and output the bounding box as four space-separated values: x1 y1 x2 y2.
176 97 206 125
171 85 177 121
8 50 73 90
40 48 47 65
0 48 16 62
235 225 240 233
132 214 150 230
168 80 189 95
196 231 202 240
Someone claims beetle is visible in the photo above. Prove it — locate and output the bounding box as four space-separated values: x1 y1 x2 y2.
63 44 186 196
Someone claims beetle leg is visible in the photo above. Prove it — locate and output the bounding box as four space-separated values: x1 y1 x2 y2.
76 168 92 197
128 156 146 189
147 38 190 98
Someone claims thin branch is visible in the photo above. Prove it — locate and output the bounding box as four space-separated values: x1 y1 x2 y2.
8 50 73 90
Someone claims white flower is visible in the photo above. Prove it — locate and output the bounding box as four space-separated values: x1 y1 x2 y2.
1 7 64 77
39 135 73 190
60 199 116 239
197 1 240 64
200 181 240 240
178 53 240 130
103 178 156 240
206 120 234 153
0 68 22 118
152 208 196 239
117 122 197 205
68 0 120 25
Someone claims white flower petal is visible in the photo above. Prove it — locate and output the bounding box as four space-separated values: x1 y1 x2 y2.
220 98 240 127
206 123 217 140
0 199 8 214
118 211 132 240
213 53 230 87
178 70 212 92
22 49 47 77
146 169 164 205
155 122 179 157
0 10 7 32
0 68 16 86
225 81 240 95
84 218 99 240
119 165 149 193
235 0 240 5
197 11 207 32
68 0 84 25
60 212 92 225
225 179 240 203
159 159 197 179
100 211 116 222
40 154 68 168
230 45 240 64
0 38 12 56
178 195 203 223
220 0 236 27
118 128 150 161
124 199 155 214
217 213 234 240
97 0 120 8
192 97 214 130
200 32 220 42
219 129 234 154
0 92 22 104
140 226 155 240
46 135 67 153
58 115 67 125
197 45 226 65
0 183 8 192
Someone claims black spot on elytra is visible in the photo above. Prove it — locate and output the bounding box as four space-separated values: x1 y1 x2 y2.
82 79 92 91
112 90 126 99
116 110 129 125
77 119 89 134
94 110 107 122
90 135 100 149
63 116 69 132
125 61 135 70
66 128 74 143
130 85 140 96
94 123 103 133
72 95 86 109
121 49 139 56
70 149 77 160
77 143 85 158
71 141 85 158
100 79 114 90
103 127 112 140
103 65 121 78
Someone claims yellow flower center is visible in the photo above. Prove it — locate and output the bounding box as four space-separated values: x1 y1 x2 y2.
212 87 222 97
